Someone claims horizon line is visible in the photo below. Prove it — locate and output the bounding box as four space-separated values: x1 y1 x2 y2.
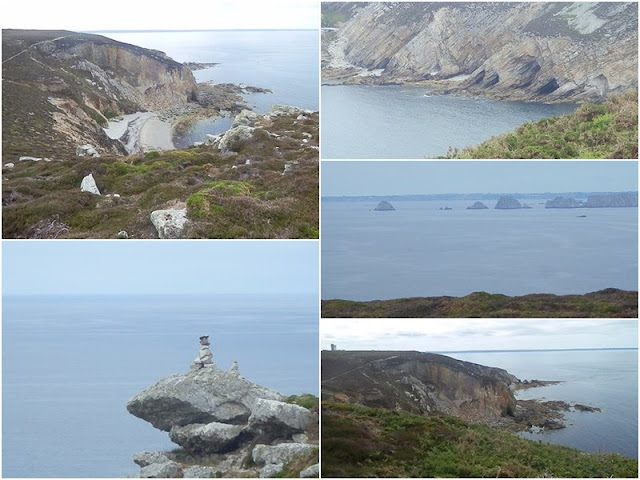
323 190 638 198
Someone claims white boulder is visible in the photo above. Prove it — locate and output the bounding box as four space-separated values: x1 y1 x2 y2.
150 209 189 239
80 174 101 195
76 144 100 157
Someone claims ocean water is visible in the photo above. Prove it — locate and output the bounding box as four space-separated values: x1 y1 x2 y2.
321 85 578 159
99 30 319 147
321 199 638 300
448 349 638 459
2 294 318 478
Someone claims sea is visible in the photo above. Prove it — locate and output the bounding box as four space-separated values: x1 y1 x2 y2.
321 84 578 159
447 349 638 459
321 199 638 300
2 294 318 478
97 30 319 147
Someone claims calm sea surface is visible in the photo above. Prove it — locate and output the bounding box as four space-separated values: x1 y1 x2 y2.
448 349 638 459
2 294 318 478
321 199 638 300
99 30 319 147
321 85 577 159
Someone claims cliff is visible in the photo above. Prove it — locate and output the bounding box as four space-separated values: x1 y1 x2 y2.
322 350 518 424
322 2 638 102
3 29 197 159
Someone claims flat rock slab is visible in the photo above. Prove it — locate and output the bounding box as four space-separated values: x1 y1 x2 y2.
252 443 317 466
249 399 314 439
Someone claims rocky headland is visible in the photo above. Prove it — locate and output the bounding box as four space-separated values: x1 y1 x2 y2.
126 359 318 478
322 2 638 103
322 350 600 433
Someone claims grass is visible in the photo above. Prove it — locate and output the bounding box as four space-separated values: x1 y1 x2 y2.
447 92 638 159
284 394 320 410
321 289 638 318
3 112 319 239
322 402 638 478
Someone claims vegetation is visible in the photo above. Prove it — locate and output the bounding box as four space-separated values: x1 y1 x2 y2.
322 402 638 478
3 113 319 239
322 288 638 318
285 394 320 410
447 92 638 159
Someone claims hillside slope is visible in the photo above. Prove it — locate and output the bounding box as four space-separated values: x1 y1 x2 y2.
3 29 197 159
322 2 638 103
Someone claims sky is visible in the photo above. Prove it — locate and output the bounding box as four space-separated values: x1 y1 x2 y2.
321 161 639 196
2 241 318 296
1 0 319 31
321 318 638 351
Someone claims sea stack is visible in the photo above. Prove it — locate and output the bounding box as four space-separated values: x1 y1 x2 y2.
374 201 395 211
495 196 523 209
467 201 489 210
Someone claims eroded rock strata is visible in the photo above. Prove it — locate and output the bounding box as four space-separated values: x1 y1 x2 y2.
322 2 638 103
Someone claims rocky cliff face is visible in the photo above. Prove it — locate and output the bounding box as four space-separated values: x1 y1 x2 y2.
322 2 638 102
2 29 197 158
322 351 518 424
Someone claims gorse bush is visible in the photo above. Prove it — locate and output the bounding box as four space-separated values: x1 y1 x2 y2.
448 92 638 159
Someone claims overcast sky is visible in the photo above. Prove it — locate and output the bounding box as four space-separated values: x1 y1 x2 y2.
2 0 318 31
2 241 318 296
322 161 638 196
321 318 638 351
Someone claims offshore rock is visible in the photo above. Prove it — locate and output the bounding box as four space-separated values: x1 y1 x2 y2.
585 193 638 208
374 200 395 211
545 197 584 208
126 365 283 431
495 196 523 209
467 201 489 210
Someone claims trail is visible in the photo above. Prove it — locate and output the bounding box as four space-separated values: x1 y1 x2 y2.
3 34 74 65
322 355 399 383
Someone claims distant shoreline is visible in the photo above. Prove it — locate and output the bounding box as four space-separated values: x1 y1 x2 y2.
322 289 639 318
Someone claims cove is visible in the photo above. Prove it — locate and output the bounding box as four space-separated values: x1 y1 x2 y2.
321 84 577 159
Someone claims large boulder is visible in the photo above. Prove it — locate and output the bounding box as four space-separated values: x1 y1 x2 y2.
133 452 171 467
139 461 182 478
218 125 255 154
126 365 283 431
252 443 317 466
169 422 247 453
231 109 259 128
150 208 189 239
248 399 314 440
80 173 101 195
183 466 222 478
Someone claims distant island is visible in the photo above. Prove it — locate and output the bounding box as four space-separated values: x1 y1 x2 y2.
373 200 395 211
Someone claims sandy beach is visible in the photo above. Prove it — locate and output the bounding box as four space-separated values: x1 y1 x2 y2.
104 112 175 154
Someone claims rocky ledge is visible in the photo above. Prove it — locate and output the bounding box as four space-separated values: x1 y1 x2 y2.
127 362 318 478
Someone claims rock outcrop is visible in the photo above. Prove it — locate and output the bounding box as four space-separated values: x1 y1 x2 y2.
374 200 395 211
127 354 318 477
149 208 189 239
467 201 489 210
322 2 638 102
80 173 101 195
495 196 524 209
